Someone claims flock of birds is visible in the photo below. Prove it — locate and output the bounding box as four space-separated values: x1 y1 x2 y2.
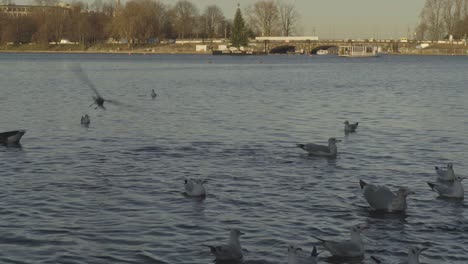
1 66 464 264
182 120 464 264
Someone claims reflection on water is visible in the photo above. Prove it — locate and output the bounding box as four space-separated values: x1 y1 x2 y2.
0 53 467 264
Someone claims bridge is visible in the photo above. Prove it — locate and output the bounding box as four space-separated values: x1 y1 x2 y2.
254 36 404 54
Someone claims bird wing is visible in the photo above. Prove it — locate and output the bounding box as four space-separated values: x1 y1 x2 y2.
323 240 362 257
304 143 330 154
70 63 102 98
363 184 396 210
433 183 454 196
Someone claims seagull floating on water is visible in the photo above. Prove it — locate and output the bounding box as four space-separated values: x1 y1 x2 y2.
312 224 367 258
435 162 455 181
288 245 318 264
297 138 340 158
203 229 244 261
0 130 26 145
81 114 90 126
408 246 427 264
360 180 414 212
151 89 157 99
428 175 465 199
344 121 359 133
184 179 207 197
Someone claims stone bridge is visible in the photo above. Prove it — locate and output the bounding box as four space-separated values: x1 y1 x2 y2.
254 37 406 54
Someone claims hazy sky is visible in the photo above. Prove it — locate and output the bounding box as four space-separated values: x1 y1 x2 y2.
160 0 427 39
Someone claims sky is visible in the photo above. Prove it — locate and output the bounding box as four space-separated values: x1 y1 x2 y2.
15 0 427 39
160 0 427 40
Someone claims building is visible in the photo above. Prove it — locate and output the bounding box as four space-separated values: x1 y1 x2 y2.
0 4 71 17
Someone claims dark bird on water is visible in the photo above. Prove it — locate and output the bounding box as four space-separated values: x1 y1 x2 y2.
0 130 26 145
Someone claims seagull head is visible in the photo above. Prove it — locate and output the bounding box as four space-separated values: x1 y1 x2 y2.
447 162 453 169
288 244 302 253
408 246 427 259
328 138 341 144
351 223 368 233
398 187 415 196
344 120 349 125
455 175 465 182
230 228 244 238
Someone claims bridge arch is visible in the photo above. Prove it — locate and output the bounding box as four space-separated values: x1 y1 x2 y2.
310 45 339 54
270 45 295 54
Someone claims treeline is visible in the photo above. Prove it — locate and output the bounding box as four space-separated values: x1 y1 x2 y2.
0 0 301 46
417 0 468 40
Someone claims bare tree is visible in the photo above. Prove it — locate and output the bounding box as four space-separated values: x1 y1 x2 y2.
246 0 279 36
172 0 198 39
201 5 224 39
277 0 300 36
420 0 445 41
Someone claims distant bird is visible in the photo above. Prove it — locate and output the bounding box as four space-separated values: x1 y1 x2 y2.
288 245 318 264
151 89 157 99
184 179 207 197
344 121 359 133
312 224 367 258
81 114 90 126
297 138 340 157
0 130 26 145
408 246 427 264
360 180 414 212
427 175 465 199
435 163 455 181
203 229 244 261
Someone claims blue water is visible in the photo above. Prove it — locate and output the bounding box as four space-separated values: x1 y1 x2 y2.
0 53 467 264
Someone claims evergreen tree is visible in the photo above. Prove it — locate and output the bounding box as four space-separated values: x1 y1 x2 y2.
230 5 248 47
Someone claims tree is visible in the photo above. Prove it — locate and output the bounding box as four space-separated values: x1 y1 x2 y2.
172 0 198 39
230 5 248 47
201 5 224 39
278 0 300 36
246 0 279 36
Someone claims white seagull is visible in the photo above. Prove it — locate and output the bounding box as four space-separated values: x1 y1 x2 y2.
344 121 359 133
408 246 427 264
297 138 340 158
312 224 367 258
204 229 244 261
359 180 414 212
184 179 206 197
435 163 455 181
428 175 465 199
288 245 318 264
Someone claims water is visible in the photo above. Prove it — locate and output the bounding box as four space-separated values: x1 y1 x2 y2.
0 53 467 264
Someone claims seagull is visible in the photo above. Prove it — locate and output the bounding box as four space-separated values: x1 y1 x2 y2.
312 224 367 258
435 163 455 181
81 114 90 126
151 89 157 99
427 175 465 199
359 180 414 212
203 229 244 261
71 63 125 110
0 130 26 145
408 246 427 264
344 121 359 133
288 245 318 264
184 179 207 197
297 138 340 157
